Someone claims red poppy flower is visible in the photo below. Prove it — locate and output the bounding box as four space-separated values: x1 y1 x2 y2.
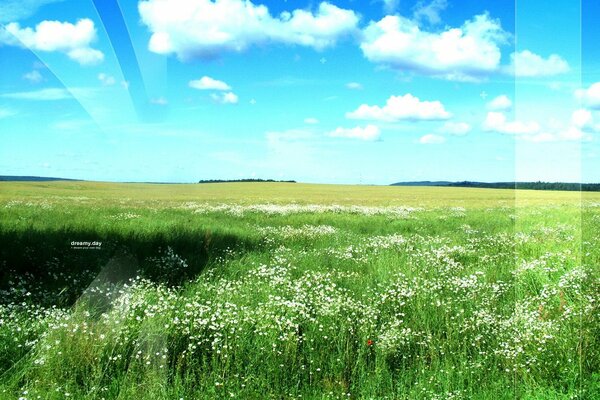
367 339 373 346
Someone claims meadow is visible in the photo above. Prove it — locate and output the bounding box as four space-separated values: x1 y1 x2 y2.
0 182 598 399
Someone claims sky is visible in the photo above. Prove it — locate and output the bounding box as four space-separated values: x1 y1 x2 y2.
0 0 599 184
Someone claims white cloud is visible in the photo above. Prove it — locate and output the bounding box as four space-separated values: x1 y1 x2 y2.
507 50 569 77
483 110 592 142
189 76 231 91
571 109 592 129
419 133 445 144
345 82 363 90
483 111 540 135
98 73 116 86
346 94 451 122
412 0 448 25
360 13 508 81
487 94 512 111
23 70 43 83
211 92 239 104
0 87 77 101
67 47 104 65
571 109 600 134
575 82 600 110
0 18 104 65
328 125 381 141
0 0 65 24
441 121 471 135
139 0 359 60
304 117 319 124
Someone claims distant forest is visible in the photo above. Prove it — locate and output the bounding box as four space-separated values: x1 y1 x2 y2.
0 176 79 182
198 179 297 184
391 181 600 192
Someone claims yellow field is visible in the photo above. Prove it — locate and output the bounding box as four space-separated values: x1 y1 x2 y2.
0 181 597 207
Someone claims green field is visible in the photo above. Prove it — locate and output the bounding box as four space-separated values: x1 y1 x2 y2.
0 182 598 399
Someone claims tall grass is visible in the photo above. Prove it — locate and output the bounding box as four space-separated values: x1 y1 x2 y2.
0 184 598 399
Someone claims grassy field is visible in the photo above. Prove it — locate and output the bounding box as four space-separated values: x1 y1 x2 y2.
0 182 598 399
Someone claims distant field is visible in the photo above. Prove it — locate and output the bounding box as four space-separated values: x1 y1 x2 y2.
0 181 597 207
0 182 598 399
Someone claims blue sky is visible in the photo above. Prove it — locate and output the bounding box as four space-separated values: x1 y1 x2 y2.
0 0 598 184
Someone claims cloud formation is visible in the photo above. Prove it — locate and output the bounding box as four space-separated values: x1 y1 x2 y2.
575 82 600 110
1 88 72 101
346 94 451 122
189 76 232 91
0 18 104 65
483 111 540 136
0 0 65 24
345 82 363 90
23 70 43 84
328 125 381 141
441 121 471 135
98 73 116 86
487 94 512 111
412 0 448 25
360 13 508 81
483 111 591 142
139 0 359 60
211 92 239 104
507 50 569 77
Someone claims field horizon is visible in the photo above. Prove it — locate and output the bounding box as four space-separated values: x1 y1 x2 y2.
1 181 597 208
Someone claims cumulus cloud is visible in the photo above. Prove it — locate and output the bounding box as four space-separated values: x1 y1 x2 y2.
360 13 508 81
412 0 448 25
487 94 512 111
23 70 43 83
304 117 319 124
98 73 116 86
441 121 471 135
571 109 593 129
346 94 451 122
575 82 600 110
419 134 445 144
507 50 569 77
138 0 359 60
211 92 239 104
189 76 232 91
483 111 591 142
345 82 363 90
328 125 381 141
483 111 540 135
571 109 600 135
0 18 104 65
